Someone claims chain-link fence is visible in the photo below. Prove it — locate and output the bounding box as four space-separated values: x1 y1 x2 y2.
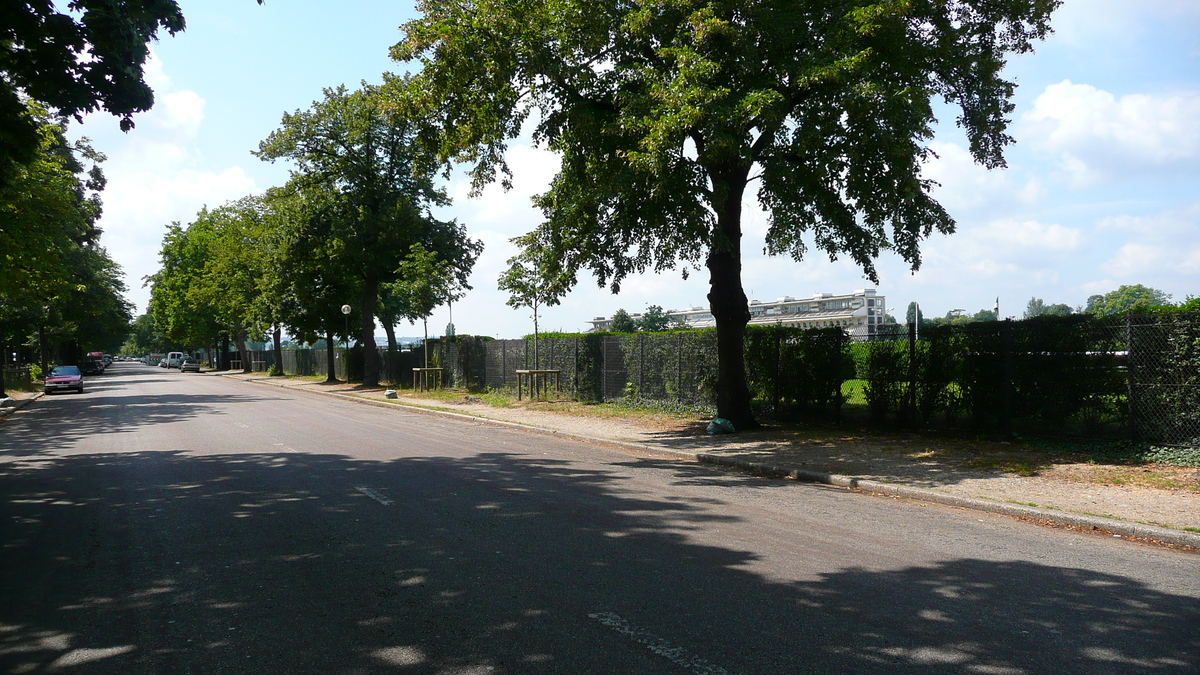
841 313 1200 445
1127 313 1200 445
252 312 1199 446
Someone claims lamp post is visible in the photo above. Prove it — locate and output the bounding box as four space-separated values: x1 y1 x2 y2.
341 304 352 380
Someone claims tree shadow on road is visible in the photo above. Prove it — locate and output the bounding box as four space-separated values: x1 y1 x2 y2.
0 444 1195 674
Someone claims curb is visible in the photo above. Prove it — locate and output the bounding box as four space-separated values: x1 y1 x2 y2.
225 374 1200 550
0 393 44 419
694 454 1200 549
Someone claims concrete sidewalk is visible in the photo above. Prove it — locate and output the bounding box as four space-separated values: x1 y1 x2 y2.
220 371 1200 550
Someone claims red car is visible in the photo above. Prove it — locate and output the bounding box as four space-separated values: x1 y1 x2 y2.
44 365 84 395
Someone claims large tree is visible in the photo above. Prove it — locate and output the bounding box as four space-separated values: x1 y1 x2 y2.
0 106 129 372
257 82 478 388
261 187 362 382
0 1 269 188
147 197 272 369
1085 285 1171 317
395 0 1059 429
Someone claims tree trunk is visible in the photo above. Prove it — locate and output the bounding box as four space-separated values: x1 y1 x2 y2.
272 324 283 375
0 335 7 399
360 276 379 387
38 323 46 379
325 330 338 383
234 328 251 374
532 300 540 369
706 168 759 430
383 320 398 385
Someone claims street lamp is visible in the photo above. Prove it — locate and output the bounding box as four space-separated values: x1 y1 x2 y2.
340 304 352 351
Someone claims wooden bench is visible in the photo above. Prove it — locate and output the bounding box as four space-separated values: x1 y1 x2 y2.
516 369 561 400
412 367 443 392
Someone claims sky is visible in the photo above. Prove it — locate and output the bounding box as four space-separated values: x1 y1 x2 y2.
67 0 1200 340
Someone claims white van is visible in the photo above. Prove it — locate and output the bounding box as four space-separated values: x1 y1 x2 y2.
166 351 185 368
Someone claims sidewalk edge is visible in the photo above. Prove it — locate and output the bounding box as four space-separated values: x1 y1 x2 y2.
0 393 44 419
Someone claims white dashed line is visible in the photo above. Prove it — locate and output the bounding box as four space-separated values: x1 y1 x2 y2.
588 612 731 674
355 486 393 506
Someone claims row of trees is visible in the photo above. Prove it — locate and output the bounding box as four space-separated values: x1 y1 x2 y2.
607 306 686 333
3 0 259 396
0 107 133 396
145 84 482 387
7 0 1067 433
900 285 1191 331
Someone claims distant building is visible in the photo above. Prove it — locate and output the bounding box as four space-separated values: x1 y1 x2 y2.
588 289 887 337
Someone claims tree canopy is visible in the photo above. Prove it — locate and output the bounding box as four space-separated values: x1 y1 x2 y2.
1024 297 1073 319
0 108 129 372
608 309 636 334
256 83 480 387
395 0 1060 429
1085 285 1171 316
147 197 273 367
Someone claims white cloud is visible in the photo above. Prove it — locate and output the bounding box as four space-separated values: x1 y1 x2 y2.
1093 202 1200 284
449 143 558 228
1022 81 1200 186
142 48 171 89
921 141 1046 214
78 56 257 314
156 91 206 137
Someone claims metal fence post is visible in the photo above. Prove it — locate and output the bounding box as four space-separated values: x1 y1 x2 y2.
773 330 782 415
1002 319 1013 437
1125 314 1136 440
639 334 645 395
908 321 917 427
677 333 684 403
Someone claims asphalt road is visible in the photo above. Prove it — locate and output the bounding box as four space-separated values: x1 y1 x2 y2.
1 364 1197 674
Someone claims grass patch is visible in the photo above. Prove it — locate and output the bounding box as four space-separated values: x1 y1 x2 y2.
394 387 710 428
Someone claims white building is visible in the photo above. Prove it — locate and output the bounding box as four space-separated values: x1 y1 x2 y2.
588 289 888 336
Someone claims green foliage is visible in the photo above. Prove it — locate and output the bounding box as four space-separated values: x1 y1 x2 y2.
0 0 201 187
637 305 674 332
257 82 477 385
1085 285 1172 316
864 340 909 422
396 0 1060 423
608 309 636 333
387 240 481 324
1140 445 1200 468
147 197 271 350
1024 297 1074 319
744 325 848 419
0 109 131 356
906 302 924 326
498 236 567 327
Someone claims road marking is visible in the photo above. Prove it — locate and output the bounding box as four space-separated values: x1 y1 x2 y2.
355 486 393 506
234 423 248 428
588 612 731 674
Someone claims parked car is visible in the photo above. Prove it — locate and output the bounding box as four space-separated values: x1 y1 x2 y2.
180 358 201 373
79 360 104 376
165 351 185 368
44 365 84 394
